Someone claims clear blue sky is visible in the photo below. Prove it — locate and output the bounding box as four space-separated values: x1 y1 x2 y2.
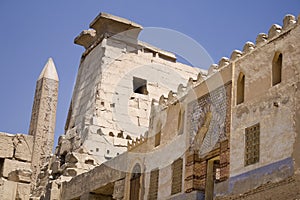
0 1 299 148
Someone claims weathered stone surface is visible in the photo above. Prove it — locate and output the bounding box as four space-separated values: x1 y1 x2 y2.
8 169 32 183
230 50 243 61
208 64 218 75
29 57 59 188
61 163 125 200
65 11 201 165
13 134 33 162
0 132 14 158
0 178 17 200
268 24 282 38
32 12 300 200
218 57 230 68
45 181 61 200
65 152 79 164
16 183 30 200
283 14 296 30
255 33 268 45
113 179 125 199
242 41 255 53
2 159 31 178
59 139 72 155
51 161 60 174
74 29 97 49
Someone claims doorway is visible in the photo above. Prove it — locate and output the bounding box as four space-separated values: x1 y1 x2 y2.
205 156 220 200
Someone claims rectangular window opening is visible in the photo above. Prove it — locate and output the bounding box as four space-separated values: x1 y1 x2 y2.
148 169 159 200
133 77 148 95
245 123 260 166
272 53 282 86
0 158 4 177
237 72 245 105
171 158 183 195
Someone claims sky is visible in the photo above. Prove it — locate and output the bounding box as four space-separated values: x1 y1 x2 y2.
0 1 299 148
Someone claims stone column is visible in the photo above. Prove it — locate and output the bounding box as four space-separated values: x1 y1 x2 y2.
29 58 59 190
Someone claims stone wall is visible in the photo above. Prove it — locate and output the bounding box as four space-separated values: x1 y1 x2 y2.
29 58 59 192
41 13 300 200
64 13 202 165
0 132 33 200
226 14 300 196
215 175 300 200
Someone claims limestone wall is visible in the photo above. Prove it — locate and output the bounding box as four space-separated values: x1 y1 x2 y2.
0 132 33 200
65 12 202 164
227 15 300 195
46 12 300 200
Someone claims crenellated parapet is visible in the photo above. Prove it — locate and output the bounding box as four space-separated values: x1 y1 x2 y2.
127 134 147 150
200 14 298 79
147 13 300 133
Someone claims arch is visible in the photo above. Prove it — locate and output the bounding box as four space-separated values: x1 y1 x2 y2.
272 52 282 86
130 163 141 200
177 109 185 134
155 121 162 147
177 109 182 131
236 72 245 105
205 156 220 200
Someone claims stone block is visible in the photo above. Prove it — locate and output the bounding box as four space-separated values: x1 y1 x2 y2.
66 153 79 164
63 168 78 177
0 132 14 158
59 139 72 155
51 161 60 174
113 137 128 147
16 183 30 200
48 181 61 200
139 117 149 127
268 24 282 39
2 159 31 178
256 33 268 45
0 178 17 200
7 169 32 183
13 134 34 162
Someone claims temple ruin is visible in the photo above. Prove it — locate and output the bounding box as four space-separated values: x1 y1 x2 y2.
0 12 299 200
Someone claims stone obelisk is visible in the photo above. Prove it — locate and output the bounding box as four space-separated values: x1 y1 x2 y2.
29 58 59 190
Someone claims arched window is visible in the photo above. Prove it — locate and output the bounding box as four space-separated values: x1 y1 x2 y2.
177 110 185 135
236 72 245 105
177 110 182 131
130 163 141 200
155 121 162 147
272 52 282 86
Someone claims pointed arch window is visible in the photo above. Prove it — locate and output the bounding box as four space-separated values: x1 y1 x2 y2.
177 110 185 134
236 72 245 105
272 52 282 86
130 164 141 200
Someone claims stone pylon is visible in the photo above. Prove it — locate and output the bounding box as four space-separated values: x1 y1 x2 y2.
29 58 59 191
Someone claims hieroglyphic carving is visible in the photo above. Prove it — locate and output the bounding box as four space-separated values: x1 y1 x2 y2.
29 78 58 190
